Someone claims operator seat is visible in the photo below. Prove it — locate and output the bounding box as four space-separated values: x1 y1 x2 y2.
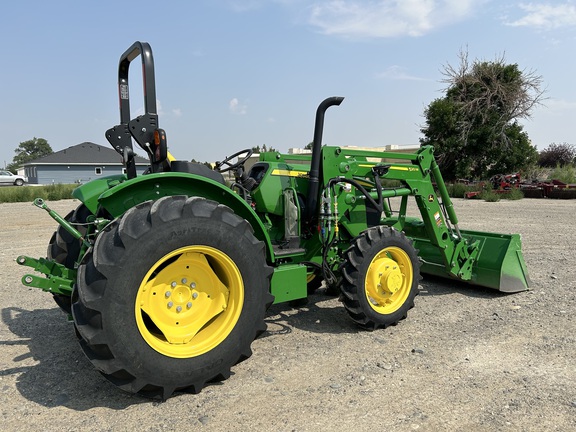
145 128 226 185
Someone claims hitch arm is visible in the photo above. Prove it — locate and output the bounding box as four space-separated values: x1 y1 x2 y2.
33 198 91 249
17 255 76 296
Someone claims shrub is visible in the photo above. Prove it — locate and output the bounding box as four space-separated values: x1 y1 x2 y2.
445 182 480 198
447 183 468 198
504 188 524 200
522 165 552 183
549 165 576 184
480 189 501 202
0 184 76 203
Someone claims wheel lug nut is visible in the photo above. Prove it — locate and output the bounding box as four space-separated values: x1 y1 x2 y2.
181 278 187 284
187 302 192 309
176 306 182 313
24 276 33 284
165 291 171 298
167 301 174 308
190 282 196 289
192 292 198 299
171 282 177 288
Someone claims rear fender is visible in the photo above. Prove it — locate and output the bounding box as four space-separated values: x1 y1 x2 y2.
76 173 275 262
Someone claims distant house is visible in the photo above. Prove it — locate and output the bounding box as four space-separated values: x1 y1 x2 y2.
22 142 149 185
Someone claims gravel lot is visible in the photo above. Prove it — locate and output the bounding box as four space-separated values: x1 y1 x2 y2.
1 197 575 431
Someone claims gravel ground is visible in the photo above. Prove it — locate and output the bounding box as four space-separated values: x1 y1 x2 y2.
0 197 575 432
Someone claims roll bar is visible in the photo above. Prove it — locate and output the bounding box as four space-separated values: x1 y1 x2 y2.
106 41 164 177
117 41 157 124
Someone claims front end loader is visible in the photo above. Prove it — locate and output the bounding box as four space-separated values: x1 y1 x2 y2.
18 42 530 399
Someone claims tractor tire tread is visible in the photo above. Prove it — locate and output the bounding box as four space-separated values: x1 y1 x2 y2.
73 195 273 399
339 226 420 330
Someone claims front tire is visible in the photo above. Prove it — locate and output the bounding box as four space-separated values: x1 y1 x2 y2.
73 196 273 399
339 226 420 330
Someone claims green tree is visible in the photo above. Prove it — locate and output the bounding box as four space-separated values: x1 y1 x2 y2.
420 51 543 180
538 142 576 167
251 144 277 153
9 137 53 172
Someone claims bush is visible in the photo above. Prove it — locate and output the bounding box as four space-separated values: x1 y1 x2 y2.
0 184 76 203
522 165 552 183
447 183 467 198
504 188 524 200
549 165 576 184
446 182 480 198
480 189 500 202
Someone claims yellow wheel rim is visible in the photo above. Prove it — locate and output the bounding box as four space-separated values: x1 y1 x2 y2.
364 246 413 315
135 246 244 358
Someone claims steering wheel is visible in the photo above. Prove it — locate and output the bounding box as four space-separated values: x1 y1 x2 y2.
215 149 254 173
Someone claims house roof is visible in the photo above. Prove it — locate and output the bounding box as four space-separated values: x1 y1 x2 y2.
24 142 149 166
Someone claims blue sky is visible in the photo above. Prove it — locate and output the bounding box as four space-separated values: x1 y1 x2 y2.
1 0 575 165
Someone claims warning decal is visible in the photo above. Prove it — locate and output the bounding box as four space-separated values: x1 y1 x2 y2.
434 211 442 227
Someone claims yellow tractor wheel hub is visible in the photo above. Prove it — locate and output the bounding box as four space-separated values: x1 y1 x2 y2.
135 245 244 358
365 246 413 315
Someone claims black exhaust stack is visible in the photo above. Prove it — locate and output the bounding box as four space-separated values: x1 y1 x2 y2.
305 96 344 225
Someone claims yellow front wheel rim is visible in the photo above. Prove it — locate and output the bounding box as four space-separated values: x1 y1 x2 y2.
365 246 413 314
135 246 244 358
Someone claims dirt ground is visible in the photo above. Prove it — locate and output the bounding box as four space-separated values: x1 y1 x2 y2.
0 197 574 432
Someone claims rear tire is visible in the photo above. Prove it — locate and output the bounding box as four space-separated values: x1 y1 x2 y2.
339 226 420 330
73 196 273 399
14 179 24 186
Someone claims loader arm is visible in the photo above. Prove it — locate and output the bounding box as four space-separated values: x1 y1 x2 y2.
319 145 529 292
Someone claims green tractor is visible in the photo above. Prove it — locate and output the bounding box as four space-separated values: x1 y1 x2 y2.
18 42 530 399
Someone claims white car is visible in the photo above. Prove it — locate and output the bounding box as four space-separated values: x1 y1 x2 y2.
0 170 27 186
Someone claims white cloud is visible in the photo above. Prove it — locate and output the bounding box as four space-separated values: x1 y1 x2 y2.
229 98 248 115
504 2 576 30
307 0 482 38
375 65 430 81
172 108 182 117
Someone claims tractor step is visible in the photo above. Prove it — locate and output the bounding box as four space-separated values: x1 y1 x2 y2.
272 235 306 257
273 246 306 257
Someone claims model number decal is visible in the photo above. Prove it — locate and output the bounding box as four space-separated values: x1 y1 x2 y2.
271 169 309 178
120 84 129 100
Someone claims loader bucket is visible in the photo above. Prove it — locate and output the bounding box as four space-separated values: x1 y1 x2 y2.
409 229 530 293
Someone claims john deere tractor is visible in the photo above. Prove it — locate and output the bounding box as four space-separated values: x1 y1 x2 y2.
18 42 530 399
